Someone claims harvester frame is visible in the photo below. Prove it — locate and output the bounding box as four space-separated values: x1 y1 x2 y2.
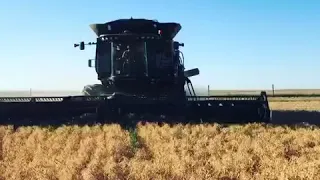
0 18 272 127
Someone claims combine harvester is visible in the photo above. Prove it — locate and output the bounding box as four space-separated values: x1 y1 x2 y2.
0 18 271 127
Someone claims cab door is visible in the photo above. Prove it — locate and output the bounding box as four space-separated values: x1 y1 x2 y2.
146 40 174 79
95 38 112 80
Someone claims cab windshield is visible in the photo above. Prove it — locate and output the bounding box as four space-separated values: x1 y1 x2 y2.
112 41 148 77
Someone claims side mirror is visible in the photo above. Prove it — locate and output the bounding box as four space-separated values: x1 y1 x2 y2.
79 42 85 50
74 41 85 50
88 59 95 67
174 42 184 49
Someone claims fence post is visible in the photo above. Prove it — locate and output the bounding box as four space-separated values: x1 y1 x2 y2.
272 84 275 97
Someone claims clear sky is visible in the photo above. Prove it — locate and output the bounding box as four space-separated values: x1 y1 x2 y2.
0 0 319 91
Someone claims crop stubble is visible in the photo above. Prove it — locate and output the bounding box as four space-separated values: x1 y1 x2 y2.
0 98 320 179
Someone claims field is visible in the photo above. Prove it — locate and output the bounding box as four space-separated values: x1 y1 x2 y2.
210 89 320 96
0 89 320 179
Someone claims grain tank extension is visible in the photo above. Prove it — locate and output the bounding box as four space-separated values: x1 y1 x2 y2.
0 18 271 126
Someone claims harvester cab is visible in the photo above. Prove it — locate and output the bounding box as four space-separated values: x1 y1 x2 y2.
74 18 200 104
0 18 271 127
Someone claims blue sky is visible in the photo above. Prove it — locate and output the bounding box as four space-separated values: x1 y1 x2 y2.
0 0 319 91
